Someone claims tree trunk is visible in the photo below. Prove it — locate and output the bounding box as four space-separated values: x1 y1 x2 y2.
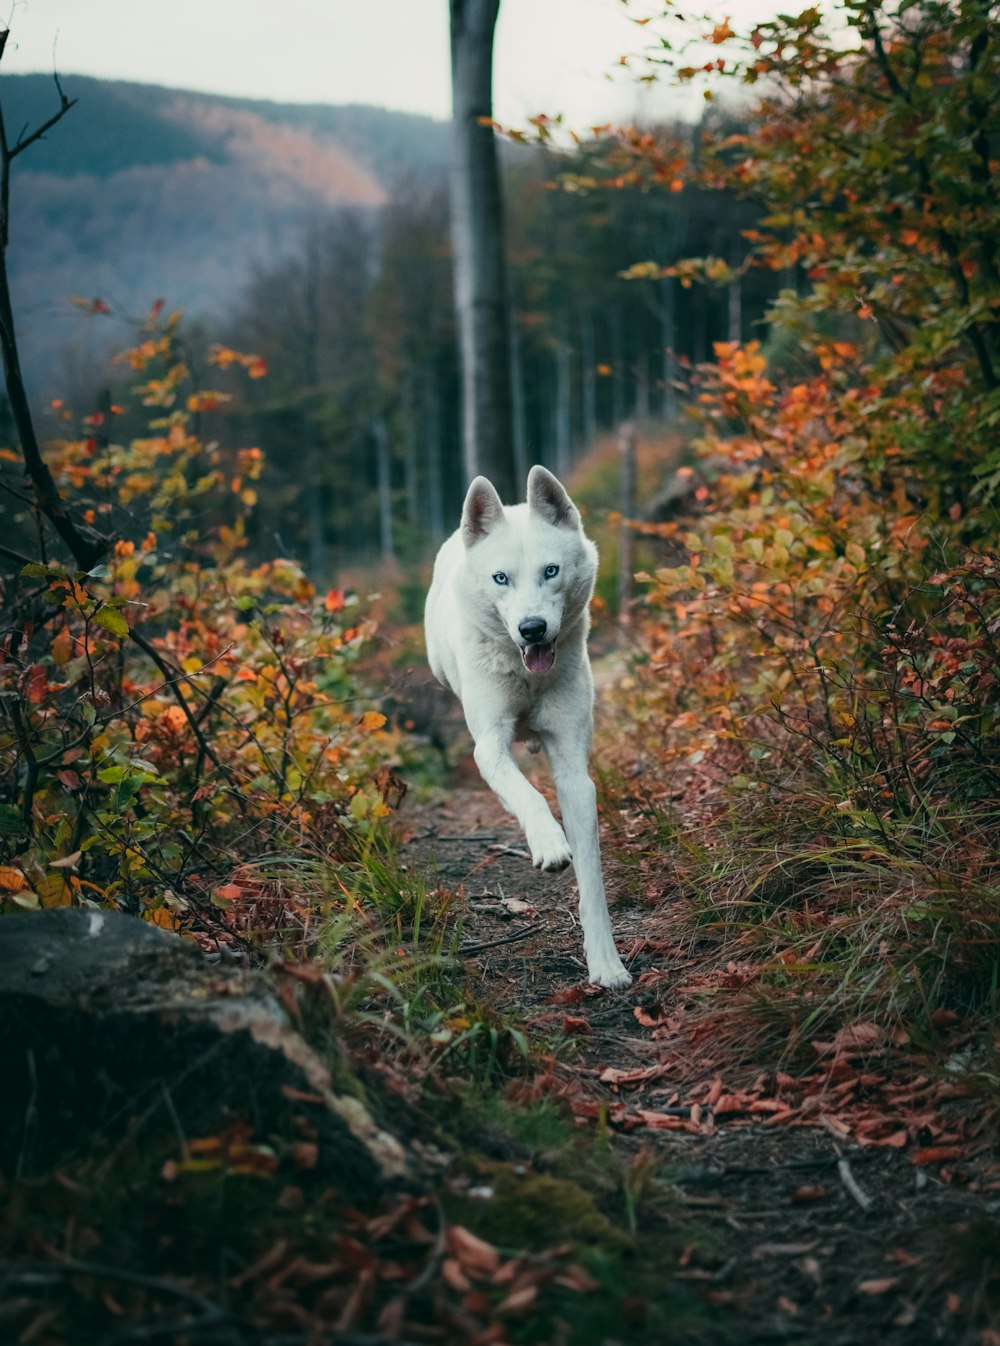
449 0 516 501
508 293 529 486
302 226 325 578
581 309 597 449
694 286 708 365
660 277 678 422
424 365 446 539
373 418 395 562
402 366 420 529
617 422 637 623
554 326 572 480
634 349 650 422
728 244 743 344
610 306 627 428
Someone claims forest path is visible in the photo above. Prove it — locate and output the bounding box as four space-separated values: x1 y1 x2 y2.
401 771 995 1346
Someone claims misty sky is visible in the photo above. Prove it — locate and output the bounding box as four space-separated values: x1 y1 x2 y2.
4 0 793 125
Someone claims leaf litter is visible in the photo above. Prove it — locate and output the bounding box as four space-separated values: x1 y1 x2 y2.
404 785 1000 1345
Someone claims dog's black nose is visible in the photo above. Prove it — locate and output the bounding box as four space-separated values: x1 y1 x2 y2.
518 616 548 644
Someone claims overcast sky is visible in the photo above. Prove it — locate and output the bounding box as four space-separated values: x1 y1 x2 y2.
2 0 793 126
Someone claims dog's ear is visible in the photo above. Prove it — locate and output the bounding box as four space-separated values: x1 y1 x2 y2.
461 476 505 546
527 465 581 530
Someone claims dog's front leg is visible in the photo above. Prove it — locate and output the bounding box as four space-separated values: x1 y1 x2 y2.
546 737 632 990
470 726 573 872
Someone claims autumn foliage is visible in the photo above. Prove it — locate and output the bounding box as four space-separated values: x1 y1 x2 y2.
0 310 396 928
614 0 1000 1042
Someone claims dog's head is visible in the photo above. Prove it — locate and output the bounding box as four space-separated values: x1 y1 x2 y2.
460 465 597 675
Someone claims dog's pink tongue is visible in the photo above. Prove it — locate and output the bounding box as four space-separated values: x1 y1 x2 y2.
523 642 555 674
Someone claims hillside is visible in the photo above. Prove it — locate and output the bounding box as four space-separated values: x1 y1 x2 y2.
1 75 450 404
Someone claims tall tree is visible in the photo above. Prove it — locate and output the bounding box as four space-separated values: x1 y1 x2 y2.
449 0 516 501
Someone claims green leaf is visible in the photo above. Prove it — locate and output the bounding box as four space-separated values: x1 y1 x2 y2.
0 805 28 838
93 606 129 638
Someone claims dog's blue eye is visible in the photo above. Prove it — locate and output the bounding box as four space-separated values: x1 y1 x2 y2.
492 572 508 586
544 564 559 579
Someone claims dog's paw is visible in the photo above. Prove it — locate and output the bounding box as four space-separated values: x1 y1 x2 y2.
588 957 633 991
526 819 572 872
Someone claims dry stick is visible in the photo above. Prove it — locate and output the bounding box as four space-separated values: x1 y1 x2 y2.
0 34 102 571
0 540 31 567
458 925 535 955
0 1258 226 1338
836 1153 873 1212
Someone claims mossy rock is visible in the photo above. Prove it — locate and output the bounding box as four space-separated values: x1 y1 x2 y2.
447 1163 631 1256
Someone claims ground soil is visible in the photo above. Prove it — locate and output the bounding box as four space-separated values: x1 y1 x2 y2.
400 757 1000 1346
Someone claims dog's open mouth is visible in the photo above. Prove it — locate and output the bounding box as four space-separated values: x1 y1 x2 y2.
521 641 556 674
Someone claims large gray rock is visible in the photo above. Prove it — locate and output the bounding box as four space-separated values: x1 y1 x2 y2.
0 908 408 1184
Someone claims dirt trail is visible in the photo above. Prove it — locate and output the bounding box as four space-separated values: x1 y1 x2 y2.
402 775 998 1346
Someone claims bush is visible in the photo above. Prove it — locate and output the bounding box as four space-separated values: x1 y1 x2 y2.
0 314 398 926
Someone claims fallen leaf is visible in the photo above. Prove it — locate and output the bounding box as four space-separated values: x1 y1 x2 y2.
599 1063 671 1087
497 1285 538 1316
791 1185 828 1203
446 1224 500 1278
548 986 587 1005
911 1146 964 1166
441 1257 472 1293
554 1263 598 1293
857 1277 900 1295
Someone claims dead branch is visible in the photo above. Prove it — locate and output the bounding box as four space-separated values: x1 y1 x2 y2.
0 30 103 571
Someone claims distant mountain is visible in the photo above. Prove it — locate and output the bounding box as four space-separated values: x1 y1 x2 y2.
0 75 450 405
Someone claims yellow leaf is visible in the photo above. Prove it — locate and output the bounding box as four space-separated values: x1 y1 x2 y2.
36 874 72 908
150 907 181 930
359 711 387 732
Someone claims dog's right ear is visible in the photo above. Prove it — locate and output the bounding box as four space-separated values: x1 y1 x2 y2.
461 476 504 547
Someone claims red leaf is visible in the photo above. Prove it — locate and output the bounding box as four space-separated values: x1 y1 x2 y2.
25 664 48 704
548 985 587 1005
911 1146 964 1166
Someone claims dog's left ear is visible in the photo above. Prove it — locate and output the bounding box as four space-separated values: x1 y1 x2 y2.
461 476 505 547
527 465 581 531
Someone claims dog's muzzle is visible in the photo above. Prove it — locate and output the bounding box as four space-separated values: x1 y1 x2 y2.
518 616 555 674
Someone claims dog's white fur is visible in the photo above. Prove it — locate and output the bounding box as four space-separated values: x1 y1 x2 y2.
424 465 632 990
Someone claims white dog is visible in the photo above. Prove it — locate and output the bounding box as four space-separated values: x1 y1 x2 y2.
424 465 632 990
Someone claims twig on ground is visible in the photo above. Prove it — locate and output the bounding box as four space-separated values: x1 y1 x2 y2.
0 1257 227 1342
458 926 535 955
836 1154 873 1211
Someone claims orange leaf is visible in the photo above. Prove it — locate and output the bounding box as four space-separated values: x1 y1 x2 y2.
359 711 387 732
324 588 346 613
150 908 181 931
0 865 28 892
911 1146 964 1166
25 664 48 704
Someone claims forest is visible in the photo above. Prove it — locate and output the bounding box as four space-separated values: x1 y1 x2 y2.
1 2 999 1344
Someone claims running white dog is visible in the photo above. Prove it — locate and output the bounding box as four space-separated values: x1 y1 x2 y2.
424 465 632 990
